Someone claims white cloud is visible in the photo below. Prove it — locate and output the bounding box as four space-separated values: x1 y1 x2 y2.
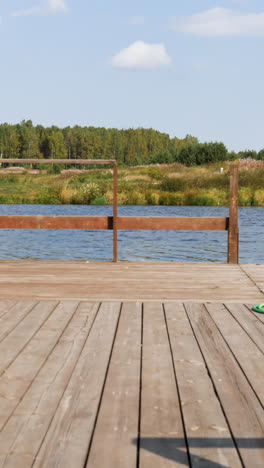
174 8 264 37
11 0 68 17
111 41 172 69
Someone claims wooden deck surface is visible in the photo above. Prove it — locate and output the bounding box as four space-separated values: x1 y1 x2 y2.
0 299 263 467
0 261 263 302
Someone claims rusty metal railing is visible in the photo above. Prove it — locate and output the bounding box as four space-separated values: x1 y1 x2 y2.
0 160 239 263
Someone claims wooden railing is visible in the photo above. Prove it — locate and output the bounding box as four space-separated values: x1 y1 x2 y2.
0 160 239 263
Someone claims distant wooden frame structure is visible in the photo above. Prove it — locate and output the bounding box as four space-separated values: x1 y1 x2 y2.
0 159 239 263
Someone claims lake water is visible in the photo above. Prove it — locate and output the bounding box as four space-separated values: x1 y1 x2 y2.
0 205 263 263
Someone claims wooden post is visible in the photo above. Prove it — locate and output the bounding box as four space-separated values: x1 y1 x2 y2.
113 162 118 262
228 164 239 264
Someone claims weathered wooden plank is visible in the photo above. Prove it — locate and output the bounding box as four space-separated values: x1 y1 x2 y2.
246 304 264 324
0 289 262 302
0 300 38 343
0 301 78 431
139 302 189 468
186 303 264 467
87 302 142 468
0 262 262 303
0 271 245 280
240 265 264 281
0 264 248 272
0 261 241 268
0 301 57 376
0 300 17 319
240 265 264 299
0 302 99 468
0 216 229 231
0 290 262 302
225 303 264 353
206 303 264 407
33 302 121 468
0 280 255 290
165 303 242 468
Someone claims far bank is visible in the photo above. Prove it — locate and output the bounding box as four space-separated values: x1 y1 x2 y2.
0 161 263 207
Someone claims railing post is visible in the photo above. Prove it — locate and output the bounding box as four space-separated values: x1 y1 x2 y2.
228 164 239 264
113 162 118 262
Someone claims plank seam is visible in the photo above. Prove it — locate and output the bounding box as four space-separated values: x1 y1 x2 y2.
205 303 264 411
0 301 58 380
244 304 264 325
226 304 264 356
0 301 18 320
29 302 101 467
0 301 79 435
83 302 123 467
163 303 192 468
0 300 40 345
136 303 143 468
239 265 264 296
183 303 245 467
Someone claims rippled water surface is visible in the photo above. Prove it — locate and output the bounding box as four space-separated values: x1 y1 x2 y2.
0 205 263 263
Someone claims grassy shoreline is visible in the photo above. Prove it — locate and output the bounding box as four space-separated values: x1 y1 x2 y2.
0 162 264 207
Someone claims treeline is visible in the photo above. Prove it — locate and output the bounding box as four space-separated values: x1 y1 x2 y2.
0 120 263 166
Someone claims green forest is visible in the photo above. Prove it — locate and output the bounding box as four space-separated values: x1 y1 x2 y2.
1 120 264 166
1 120 263 206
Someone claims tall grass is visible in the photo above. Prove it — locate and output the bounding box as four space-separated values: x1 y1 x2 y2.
0 164 263 206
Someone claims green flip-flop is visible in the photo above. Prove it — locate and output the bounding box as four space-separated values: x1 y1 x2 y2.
252 304 264 314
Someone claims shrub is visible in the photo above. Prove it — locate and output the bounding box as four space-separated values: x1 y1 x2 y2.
47 164 62 174
146 192 160 205
7 174 19 183
147 167 163 180
80 182 101 203
105 190 113 204
197 174 230 189
117 193 129 205
254 189 264 206
239 168 264 189
127 190 146 205
239 188 255 206
159 192 183 205
60 186 77 204
160 177 187 192
91 196 106 205
183 190 207 205
93 171 113 180
34 188 60 204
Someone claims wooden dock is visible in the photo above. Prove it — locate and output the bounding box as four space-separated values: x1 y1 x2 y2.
0 261 263 467
0 261 263 302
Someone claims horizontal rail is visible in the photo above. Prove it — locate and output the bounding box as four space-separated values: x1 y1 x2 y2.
0 158 117 166
118 217 229 231
0 158 119 261
0 216 229 231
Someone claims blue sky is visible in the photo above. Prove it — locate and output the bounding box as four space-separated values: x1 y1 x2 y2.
1 0 264 151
